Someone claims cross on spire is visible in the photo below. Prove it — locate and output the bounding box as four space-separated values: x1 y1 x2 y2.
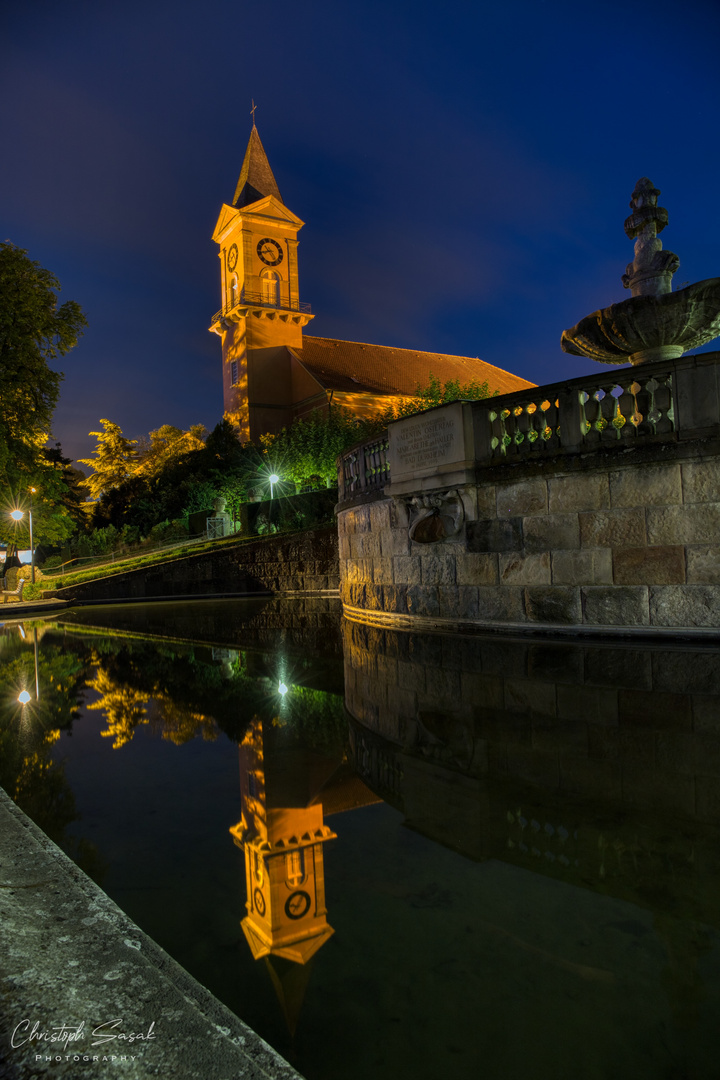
250 99 258 127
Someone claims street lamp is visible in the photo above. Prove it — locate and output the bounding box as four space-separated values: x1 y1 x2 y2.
269 473 280 500
10 487 35 583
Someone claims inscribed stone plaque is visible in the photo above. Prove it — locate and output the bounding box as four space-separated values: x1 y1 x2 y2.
388 402 471 483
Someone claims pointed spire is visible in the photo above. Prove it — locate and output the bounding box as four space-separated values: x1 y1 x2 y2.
232 125 283 208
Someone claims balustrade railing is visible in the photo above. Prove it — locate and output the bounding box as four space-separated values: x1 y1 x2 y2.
335 352 719 506
211 287 311 325
474 363 676 463
337 431 389 503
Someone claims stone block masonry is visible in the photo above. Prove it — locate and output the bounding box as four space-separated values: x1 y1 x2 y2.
339 453 720 633
337 353 720 636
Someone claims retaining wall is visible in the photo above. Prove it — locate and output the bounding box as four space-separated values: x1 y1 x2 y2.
55 525 339 604
337 353 720 635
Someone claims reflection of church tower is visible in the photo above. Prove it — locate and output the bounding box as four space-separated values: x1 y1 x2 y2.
230 716 336 1034
210 125 315 442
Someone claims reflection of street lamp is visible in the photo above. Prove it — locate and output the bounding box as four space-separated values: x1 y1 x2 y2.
16 627 40 705
269 473 280 500
278 681 288 696
10 487 35 584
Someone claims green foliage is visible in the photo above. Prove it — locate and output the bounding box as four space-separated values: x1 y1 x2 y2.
78 419 138 499
135 424 206 479
260 409 373 488
0 242 87 489
0 244 87 546
257 376 496 494
378 371 496 423
89 524 119 555
86 419 253 537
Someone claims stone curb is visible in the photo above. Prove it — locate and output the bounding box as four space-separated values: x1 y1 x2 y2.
341 602 720 642
0 786 305 1080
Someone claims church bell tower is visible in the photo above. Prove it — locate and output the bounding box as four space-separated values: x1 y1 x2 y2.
210 124 314 441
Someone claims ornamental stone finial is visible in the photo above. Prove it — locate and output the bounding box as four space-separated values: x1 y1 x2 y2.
561 176 720 365
621 177 679 297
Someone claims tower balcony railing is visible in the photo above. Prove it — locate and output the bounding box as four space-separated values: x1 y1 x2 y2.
211 287 311 325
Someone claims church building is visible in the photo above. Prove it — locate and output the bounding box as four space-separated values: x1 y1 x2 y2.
211 125 534 443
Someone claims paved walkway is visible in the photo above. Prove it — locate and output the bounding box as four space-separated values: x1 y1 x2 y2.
0 788 304 1080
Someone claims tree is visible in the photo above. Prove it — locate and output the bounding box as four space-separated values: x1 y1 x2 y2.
378 372 496 423
134 423 207 479
78 419 138 499
260 410 372 489
0 242 87 488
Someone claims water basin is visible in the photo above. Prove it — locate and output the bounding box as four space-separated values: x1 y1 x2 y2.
2 597 720 1080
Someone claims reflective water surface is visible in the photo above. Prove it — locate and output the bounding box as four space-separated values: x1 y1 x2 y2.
2 597 720 1080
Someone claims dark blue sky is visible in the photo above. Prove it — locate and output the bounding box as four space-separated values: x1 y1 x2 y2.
3 0 720 464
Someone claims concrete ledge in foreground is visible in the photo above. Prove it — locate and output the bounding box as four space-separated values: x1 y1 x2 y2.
0 786 304 1080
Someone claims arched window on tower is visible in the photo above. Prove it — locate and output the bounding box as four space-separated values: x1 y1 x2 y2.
261 270 280 307
285 848 305 886
229 275 238 309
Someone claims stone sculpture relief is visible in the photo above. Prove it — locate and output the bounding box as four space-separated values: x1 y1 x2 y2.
404 489 465 544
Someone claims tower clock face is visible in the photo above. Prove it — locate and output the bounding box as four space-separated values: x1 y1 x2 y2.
285 890 311 920
257 238 284 267
227 244 238 272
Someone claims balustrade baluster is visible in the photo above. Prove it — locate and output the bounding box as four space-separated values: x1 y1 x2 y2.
631 379 653 438
598 387 619 444
616 384 636 439
652 375 675 435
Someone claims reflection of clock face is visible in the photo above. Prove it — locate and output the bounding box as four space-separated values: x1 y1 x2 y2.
257 238 283 266
253 888 266 917
227 244 238 271
284 890 311 920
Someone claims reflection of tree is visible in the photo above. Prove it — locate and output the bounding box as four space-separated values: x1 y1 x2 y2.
62 628 347 751
149 697 217 745
0 630 106 883
273 685 347 754
87 665 150 749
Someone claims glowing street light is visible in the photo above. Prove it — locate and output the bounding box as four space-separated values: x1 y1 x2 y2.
10 486 36 583
17 690 31 705
278 681 288 696
269 473 280 499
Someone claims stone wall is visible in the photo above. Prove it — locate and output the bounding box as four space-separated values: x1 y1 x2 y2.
338 447 720 633
55 525 339 604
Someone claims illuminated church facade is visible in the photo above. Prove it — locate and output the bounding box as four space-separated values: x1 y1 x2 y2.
211 125 534 443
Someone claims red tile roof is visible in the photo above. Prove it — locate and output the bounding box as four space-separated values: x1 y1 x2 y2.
294 336 535 396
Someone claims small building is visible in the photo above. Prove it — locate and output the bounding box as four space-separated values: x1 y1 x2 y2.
210 125 534 443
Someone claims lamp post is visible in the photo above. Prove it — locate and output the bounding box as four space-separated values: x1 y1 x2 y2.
269 473 280 500
10 487 35 583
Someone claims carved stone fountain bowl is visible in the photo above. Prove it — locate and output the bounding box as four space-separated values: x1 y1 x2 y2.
561 277 720 365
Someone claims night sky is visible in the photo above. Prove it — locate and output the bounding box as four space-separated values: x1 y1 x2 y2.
3 0 720 467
